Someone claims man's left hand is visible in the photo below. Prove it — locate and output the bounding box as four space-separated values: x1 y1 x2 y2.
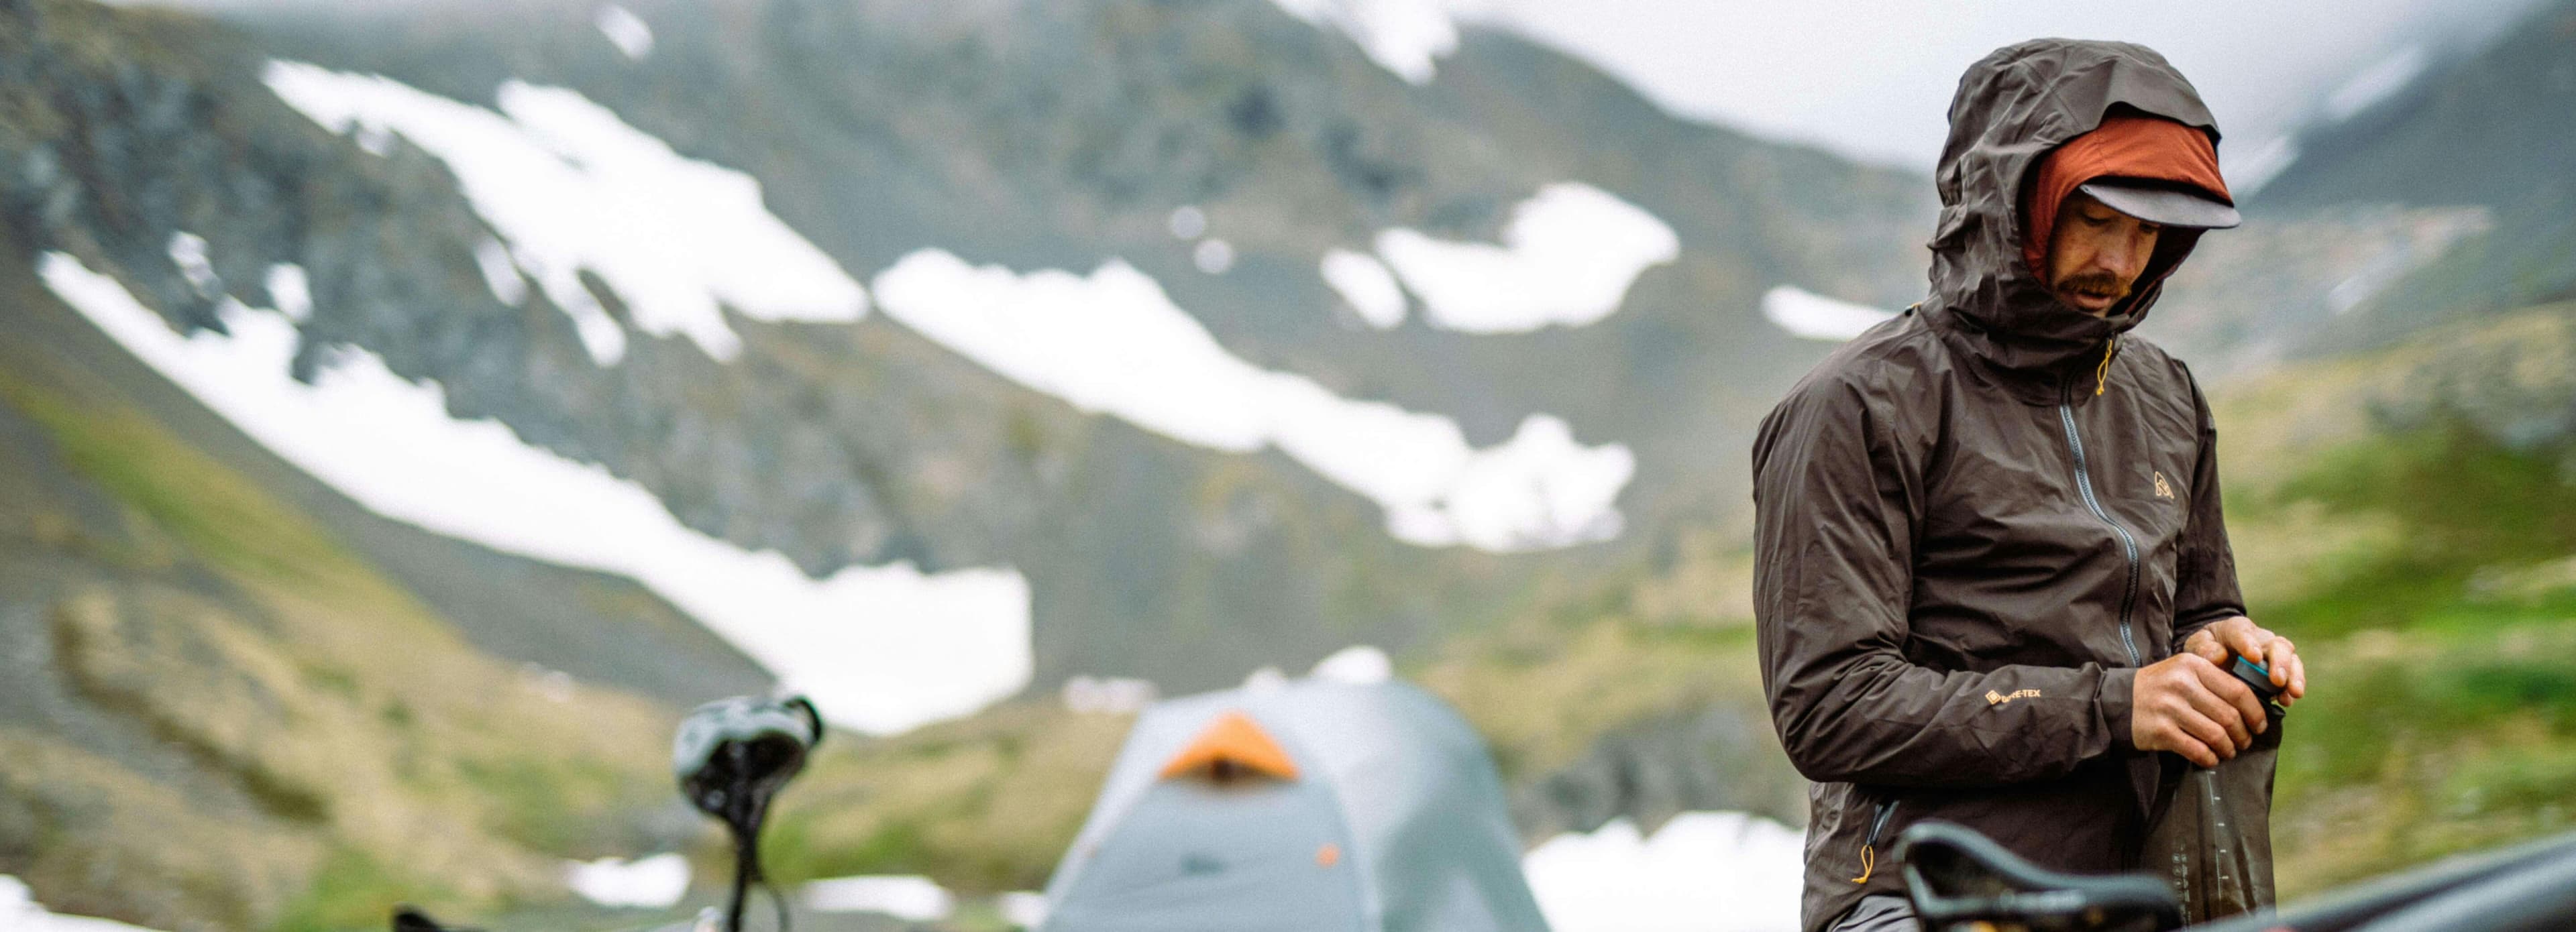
2182 616 2306 705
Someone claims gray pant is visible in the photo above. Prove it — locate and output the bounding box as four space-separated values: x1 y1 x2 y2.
1829 894 1919 932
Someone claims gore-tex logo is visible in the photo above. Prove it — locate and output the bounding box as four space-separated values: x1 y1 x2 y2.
1986 688 2041 706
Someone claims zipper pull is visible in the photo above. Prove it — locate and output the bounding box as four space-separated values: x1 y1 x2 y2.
2094 337 2117 396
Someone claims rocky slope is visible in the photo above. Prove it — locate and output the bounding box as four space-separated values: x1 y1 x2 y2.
0 238 729 931
7 0 2571 926
0 0 1923 924
48 0 1931 690
2139 0 2576 373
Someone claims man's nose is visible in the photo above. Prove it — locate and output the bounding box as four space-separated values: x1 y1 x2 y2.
2099 231 2151 278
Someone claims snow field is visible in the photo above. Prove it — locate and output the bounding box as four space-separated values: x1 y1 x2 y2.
1760 285 1899 341
566 854 690 909
873 249 1633 551
1373 182 1678 334
266 64 1631 552
262 60 866 365
1308 644 1393 683
594 5 655 60
1267 0 1477 84
0 876 164 932
1320 248 1407 329
804 876 953 921
40 251 1030 736
1523 811 1807 932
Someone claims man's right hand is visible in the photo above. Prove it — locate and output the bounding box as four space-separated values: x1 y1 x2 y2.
2131 653 2268 768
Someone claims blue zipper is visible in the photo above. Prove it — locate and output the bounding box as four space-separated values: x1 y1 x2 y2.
2058 384 2143 667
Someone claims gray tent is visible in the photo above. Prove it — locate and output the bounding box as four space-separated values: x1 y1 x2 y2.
1039 678 1550 931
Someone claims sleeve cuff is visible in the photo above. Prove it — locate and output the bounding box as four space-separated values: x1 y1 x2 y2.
2099 665 2138 751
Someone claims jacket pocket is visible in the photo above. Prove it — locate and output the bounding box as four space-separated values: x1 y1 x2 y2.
1852 798 1900 884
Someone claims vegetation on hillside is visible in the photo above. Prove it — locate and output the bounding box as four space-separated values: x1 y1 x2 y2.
739 304 2576 912
0 369 686 931
2212 303 2576 895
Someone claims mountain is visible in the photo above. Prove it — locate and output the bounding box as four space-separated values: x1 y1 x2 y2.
4 0 1933 706
2137 0 2576 373
16 0 2564 925
0 0 1929 925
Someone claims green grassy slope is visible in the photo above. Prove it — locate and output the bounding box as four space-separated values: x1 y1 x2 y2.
745 302 2576 910
2211 302 2576 894
0 364 686 931
0 240 731 929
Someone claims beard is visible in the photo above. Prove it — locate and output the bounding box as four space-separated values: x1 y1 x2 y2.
2055 270 2130 302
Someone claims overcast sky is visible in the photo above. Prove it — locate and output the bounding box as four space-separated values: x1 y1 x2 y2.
137 0 2545 182
1472 0 2544 174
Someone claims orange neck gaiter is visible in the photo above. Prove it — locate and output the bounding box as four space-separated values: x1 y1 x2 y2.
2023 115 2233 274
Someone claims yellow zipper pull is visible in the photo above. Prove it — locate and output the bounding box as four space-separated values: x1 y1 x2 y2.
1851 845 1876 884
2094 336 2117 396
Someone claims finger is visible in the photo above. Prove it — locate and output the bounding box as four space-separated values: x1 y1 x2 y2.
2146 714 2221 768
2164 726 2220 768
2221 619 2269 661
2202 664 2269 736
2263 637 2296 688
2177 704 2239 760
2167 667 2247 753
2184 629 2228 665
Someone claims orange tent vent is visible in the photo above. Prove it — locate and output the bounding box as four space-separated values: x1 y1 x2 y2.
1157 710 1300 782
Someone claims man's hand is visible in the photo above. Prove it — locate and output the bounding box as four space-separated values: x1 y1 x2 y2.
2131 652 2269 768
2181 615 2306 705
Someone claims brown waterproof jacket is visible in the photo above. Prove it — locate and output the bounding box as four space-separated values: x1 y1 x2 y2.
1750 40 2247 932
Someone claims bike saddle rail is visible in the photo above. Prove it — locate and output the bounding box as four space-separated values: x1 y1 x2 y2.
1897 821 2184 932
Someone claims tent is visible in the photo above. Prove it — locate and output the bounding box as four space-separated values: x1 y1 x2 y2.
1038 678 1550 931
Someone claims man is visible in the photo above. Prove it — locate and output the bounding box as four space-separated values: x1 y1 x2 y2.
1750 39 2313 932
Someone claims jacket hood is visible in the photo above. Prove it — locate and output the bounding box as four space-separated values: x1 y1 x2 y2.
1925 39 2224 379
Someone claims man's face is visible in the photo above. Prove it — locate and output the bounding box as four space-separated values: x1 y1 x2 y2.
2043 191 2161 316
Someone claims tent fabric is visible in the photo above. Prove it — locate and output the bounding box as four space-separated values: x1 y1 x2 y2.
1041 679 1550 932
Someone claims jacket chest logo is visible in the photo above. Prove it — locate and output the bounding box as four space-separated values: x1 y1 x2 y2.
2152 471 2174 500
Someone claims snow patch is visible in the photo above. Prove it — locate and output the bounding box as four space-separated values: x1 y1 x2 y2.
1523 811 1806 932
871 249 1633 552
0 876 166 932
804 876 953 922
354 123 396 157
566 854 690 909
1308 644 1391 683
2222 135 2301 197
262 60 866 365
1269 0 1479 84
1063 675 1159 714
40 251 1028 735
265 264 313 323
1320 248 1405 329
998 891 1049 929
1373 183 1677 334
1192 237 1236 275
472 236 529 307
1167 205 1208 240
2324 207 2493 315
595 5 655 60
167 231 219 298
2324 46 2426 122
1760 286 1897 342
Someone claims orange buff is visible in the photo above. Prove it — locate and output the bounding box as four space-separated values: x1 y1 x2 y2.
2023 115 2233 272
